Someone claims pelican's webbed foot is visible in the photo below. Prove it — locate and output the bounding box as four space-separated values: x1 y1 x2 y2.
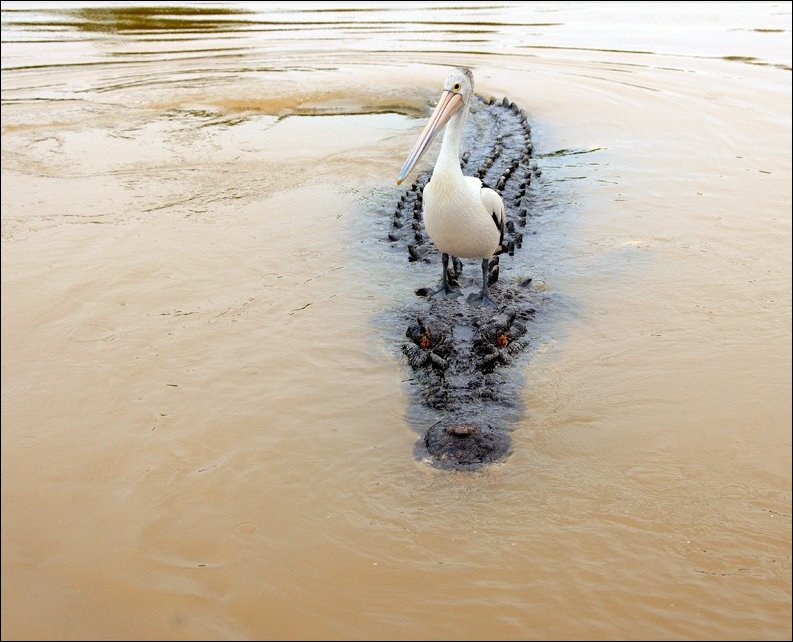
431 285 463 300
431 253 463 300
467 291 497 307
468 257 498 307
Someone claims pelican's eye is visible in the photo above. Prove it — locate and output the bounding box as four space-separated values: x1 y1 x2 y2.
452 82 461 92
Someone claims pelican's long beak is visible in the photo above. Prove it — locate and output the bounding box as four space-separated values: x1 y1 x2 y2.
397 90 463 185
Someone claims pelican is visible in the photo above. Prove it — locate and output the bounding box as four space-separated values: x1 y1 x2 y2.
397 67 504 307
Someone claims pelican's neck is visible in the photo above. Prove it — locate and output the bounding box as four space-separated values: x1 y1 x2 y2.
435 100 469 179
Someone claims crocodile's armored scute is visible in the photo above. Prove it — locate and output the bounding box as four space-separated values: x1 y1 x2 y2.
389 95 541 469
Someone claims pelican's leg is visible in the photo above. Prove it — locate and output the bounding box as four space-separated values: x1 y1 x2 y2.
467 258 497 307
430 253 462 300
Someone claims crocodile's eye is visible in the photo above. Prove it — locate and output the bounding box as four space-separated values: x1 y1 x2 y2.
452 82 461 92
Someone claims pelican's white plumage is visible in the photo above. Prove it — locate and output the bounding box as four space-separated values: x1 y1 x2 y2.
423 175 503 259
397 67 504 305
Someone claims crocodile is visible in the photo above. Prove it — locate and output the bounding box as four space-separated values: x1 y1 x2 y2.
386 95 544 470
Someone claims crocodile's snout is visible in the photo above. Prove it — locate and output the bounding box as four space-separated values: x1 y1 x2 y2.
425 418 511 469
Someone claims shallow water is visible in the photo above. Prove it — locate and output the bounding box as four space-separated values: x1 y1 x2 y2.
1 2 791 639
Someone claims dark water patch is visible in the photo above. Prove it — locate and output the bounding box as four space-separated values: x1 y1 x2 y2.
3 5 563 35
728 28 789 33
4 5 255 34
722 55 792 71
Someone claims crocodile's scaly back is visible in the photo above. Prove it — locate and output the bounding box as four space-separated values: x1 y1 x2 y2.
387 95 544 470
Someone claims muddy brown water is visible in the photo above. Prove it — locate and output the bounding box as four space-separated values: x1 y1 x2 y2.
2 2 791 640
